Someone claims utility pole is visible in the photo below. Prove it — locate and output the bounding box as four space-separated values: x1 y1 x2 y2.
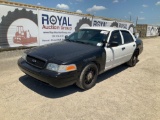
91 14 94 25
136 17 138 26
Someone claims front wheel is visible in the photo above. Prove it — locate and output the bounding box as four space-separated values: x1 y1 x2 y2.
126 53 138 67
76 63 98 90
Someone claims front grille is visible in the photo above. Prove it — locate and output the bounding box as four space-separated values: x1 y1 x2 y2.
26 55 46 68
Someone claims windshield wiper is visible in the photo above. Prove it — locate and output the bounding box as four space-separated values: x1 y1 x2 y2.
75 40 85 44
75 40 93 45
65 38 71 41
75 40 91 45
66 39 80 43
66 39 92 45
65 39 76 42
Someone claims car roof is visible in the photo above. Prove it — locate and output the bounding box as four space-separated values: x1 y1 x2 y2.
80 26 129 32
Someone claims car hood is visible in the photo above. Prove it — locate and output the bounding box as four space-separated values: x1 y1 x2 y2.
27 41 100 64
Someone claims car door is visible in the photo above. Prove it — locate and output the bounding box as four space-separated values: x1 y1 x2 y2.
104 30 126 70
120 30 136 62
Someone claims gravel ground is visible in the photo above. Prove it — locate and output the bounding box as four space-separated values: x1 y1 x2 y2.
0 37 160 120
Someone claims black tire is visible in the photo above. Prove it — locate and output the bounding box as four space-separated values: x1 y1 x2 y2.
0 8 38 47
110 21 118 27
76 63 98 90
126 53 138 67
158 27 160 36
75 18 92 32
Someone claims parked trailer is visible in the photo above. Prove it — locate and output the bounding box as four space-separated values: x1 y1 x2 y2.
0 1 134 49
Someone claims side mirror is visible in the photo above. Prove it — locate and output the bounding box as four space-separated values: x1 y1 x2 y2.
108 41 119 47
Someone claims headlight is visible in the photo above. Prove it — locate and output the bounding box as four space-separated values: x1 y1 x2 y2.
22 53 27 60
46 63 77 73
46 63 59 72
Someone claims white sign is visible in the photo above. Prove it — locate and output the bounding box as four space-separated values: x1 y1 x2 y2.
0 3 135 48
92 18 134 33
0 5 38 47
146 25 159 37
38 10 92 45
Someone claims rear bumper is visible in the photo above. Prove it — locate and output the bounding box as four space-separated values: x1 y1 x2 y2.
139 47 143 55
18 58 79 88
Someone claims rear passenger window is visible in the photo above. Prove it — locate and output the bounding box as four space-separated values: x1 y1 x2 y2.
121 31 134 44
109 31 122 45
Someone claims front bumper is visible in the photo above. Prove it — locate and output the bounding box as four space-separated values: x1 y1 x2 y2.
18 58 79 88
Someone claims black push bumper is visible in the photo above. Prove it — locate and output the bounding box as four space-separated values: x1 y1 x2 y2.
18 58 79 88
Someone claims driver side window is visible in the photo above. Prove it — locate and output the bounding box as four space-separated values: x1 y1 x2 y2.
109 31 122 45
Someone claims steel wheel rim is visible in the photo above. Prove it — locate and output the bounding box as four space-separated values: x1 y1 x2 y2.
84 67 96 85
132 56 137 65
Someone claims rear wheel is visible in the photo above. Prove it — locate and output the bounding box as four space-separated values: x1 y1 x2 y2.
76 63 98 90
127 53 138 67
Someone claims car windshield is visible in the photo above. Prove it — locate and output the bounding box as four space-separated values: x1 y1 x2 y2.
65 29 109 46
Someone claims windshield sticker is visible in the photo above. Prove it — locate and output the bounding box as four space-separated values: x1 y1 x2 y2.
97 42 103 46
100 31 109 35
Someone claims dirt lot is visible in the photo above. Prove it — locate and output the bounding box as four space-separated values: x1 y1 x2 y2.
0 37 160 120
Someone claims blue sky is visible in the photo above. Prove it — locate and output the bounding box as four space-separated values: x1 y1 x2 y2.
12 0 160 25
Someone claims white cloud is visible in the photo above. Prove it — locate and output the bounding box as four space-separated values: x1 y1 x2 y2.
37 3 41 6
76 10 83 13
140 11 144 14
142 4 148 8
156 1 160 6
86 5 106 13
56 4 69 10
113 0 119 3
138 17 145 20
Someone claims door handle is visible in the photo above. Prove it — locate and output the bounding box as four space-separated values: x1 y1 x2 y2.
122 47 125 50
133 44 135 47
